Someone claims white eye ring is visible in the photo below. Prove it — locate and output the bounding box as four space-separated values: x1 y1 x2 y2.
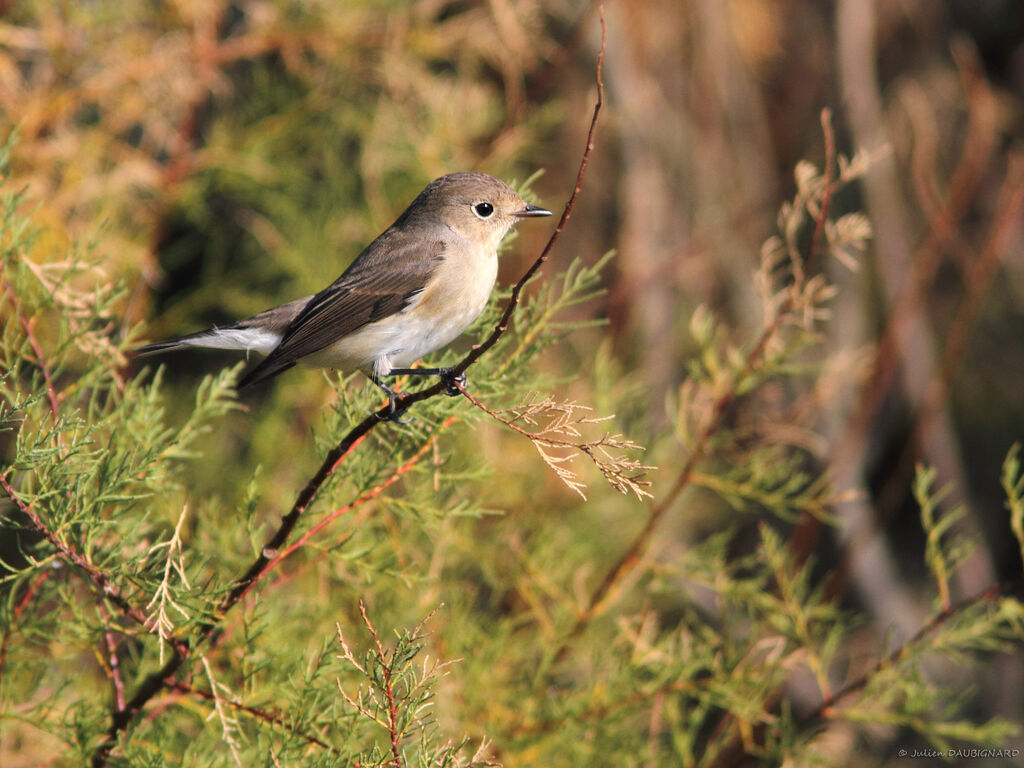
473 202 494 219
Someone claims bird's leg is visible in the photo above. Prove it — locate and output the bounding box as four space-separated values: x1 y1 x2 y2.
388 366 466 397
368 373 411 423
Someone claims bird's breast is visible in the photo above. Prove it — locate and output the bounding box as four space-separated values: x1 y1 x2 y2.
300 244 499 375
395 244 498 360
419 243 499 323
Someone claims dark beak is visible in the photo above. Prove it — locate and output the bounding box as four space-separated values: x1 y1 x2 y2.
513 204 553 218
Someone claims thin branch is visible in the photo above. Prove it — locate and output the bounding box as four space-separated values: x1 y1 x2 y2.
88 415 428 766
872 155 1024 518
831 44 1001 495
695 117 845 765
0 569 49 686
88 426 370 766
557 291 790 648
233 420 451 606
802 575 1024 725
1 268 60 417
217 416 358 613
0 472 189 659
163 679 343 755
444 7 606 382
456 386 652 500
808 108 837 268
360 601 404 768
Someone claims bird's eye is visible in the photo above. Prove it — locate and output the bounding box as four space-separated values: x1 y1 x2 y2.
473 202 494 218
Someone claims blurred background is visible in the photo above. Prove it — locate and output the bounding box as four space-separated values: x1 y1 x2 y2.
2 0 1024 764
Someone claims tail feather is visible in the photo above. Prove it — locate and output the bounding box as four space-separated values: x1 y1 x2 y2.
136 330 223 357
138 295 313 387
138 295 311 360
138 327 296 388
137 326 283 357
237 358 296 389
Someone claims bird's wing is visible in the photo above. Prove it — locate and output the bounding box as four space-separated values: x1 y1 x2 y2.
238 231 446 387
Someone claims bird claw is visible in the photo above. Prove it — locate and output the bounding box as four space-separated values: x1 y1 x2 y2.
439 368 467 397
372 394 412 424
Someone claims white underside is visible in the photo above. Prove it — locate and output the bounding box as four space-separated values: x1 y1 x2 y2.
300 296 479 376
184 243 499 377
303 247 498 376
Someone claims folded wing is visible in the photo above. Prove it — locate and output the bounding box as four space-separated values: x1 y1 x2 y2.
237 231 446 388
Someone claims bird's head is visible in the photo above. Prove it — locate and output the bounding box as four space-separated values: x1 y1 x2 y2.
405 171 552 251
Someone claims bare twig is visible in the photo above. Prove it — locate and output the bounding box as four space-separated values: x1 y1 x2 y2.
443 8 606 382
457 386 652 500
233 419 453 606
832 41 1001 501
214 431 369 615
227 4 607 597
808 108 837 268
872 155 1024 518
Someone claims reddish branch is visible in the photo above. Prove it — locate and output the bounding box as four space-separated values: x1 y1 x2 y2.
215 431 370 615
803 576 1024 725
693 114 843 765
0 473 190 660
0 569 49 686
833 45 1002 495
163 679 344 756
361 601 404 767
514 576 1024 761
704 104 1019 766
550 319 778 658
873 155 1024 517
808 109 837 269
1 270 60 417
88 419 375 767
97 603 127 712
232 420 452 607
446 14 605 381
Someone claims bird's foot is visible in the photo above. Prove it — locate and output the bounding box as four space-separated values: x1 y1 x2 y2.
438 367 467 397
373 393 412 424
369 373 412 423
387 366 466 397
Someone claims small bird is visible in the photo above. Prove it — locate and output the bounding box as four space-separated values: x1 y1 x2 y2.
139 172 552 418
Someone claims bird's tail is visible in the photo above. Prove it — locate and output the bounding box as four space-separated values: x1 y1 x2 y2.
137 294 314 361
136 326 282 357
136 325 296 388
